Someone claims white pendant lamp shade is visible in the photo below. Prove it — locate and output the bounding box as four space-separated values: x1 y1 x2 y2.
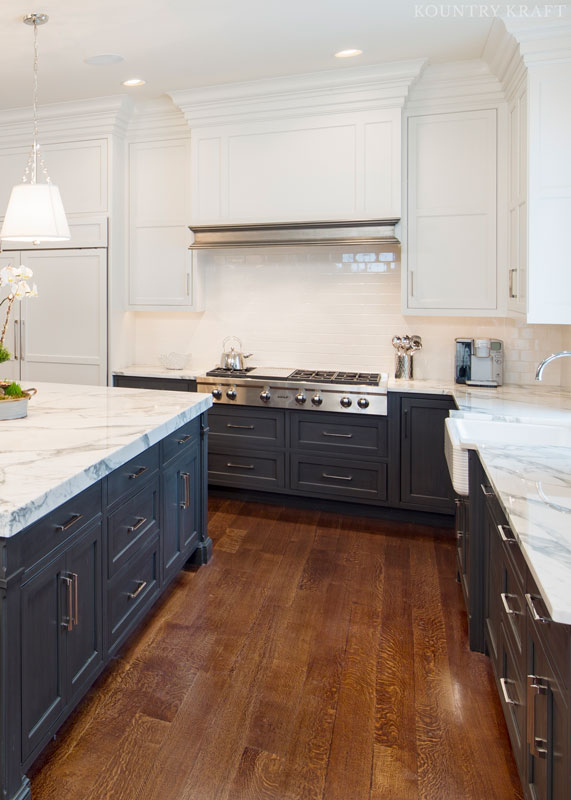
1 183 70 242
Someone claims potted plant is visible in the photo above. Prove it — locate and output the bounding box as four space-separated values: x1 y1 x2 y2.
0 265 38 419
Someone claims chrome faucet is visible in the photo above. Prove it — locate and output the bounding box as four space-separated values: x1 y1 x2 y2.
535 351 571 381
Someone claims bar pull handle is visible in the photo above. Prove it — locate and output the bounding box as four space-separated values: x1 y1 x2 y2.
322 473 353 482
509 268 517 299
13 319 18 360
527 674 547 758
227 462 254 470
226 424 255 430
500 677 518 706
180 472 191 509
55 513 83 533
128 580 147 600
525 593 550 624
71 572 79 627
21 320 25 361
501 592 520 616
403 408 409 439
127 516 147 534
322 431 353 439
61 575 73 631
178 434 192 444
480 483 494 498
129 465 148 480
498 523 516 544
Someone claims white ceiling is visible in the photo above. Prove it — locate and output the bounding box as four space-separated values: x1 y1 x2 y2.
0 0 519 110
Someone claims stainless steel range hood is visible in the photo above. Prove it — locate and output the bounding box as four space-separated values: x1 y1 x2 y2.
188 219 400 249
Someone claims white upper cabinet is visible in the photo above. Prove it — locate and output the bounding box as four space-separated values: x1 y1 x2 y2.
405 109 498 314
190 109 401 225
171 63 426 227
128 138 202 310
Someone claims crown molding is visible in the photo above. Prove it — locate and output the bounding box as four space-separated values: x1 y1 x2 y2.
0 95 134 147
169 60 427 127
405 60 505 114
483 18 526 98
502 17 571 65
127 97 189 141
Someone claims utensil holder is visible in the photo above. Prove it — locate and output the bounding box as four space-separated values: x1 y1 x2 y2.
395 353 413 380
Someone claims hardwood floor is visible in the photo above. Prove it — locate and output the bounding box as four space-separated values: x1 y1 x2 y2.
30 499 523 800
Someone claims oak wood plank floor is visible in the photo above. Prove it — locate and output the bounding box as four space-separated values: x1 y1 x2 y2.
30 499 524 800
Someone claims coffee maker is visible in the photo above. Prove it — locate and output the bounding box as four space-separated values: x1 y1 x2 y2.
455 338 503 386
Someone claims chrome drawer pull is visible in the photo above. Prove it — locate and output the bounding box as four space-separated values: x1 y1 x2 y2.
128 580 147 600
129 466 148 480
322 431 353 438
500 677 519 706
322 473 353 481
497 523 516 544
72 573 79 627
480 483 494 498
180 472 191 509
525 593 550 624
61 575 74 631
227 462 255 470
56 513 83 533
177 434 192 444
127 516 147 534
527 674 548 757
226 424 255 430
501 592 521 616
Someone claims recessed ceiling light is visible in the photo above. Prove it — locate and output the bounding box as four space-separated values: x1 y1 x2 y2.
84 54 124 66
335 49 363 58
122 78 146 87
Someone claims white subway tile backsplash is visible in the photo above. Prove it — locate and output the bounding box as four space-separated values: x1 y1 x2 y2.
132 249 570 386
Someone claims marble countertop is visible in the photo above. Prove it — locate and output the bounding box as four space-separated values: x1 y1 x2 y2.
0 382 212 539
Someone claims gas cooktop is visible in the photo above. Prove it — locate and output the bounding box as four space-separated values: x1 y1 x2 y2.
205 366 381 386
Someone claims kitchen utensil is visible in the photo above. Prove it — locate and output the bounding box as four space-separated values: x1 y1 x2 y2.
410 335 423 352
159 352 191 370
220 336 253 371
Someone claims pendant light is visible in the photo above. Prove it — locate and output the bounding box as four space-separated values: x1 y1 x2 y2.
0 13 70 245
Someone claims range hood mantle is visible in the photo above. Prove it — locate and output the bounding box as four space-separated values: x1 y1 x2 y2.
188 219 400 249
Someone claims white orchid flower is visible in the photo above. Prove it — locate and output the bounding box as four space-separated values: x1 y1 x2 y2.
30 283 38 297
12 280 31 299
0 266 17 287
17 266 33 279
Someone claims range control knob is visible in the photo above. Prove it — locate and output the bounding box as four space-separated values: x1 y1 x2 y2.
226 387 237 400
311 393 323 406
260 388 271 403
295 392 307 405
212 387 222 400
340 396 352 408
357 397 369 409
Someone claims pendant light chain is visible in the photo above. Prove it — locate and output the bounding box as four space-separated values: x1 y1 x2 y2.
21 16 50 186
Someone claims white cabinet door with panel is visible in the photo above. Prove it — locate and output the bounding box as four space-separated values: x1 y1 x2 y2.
507 78 527 315
0 253 21 382
128 139 202 310
191 109 401 225
0 249 107 386
405 109 498 315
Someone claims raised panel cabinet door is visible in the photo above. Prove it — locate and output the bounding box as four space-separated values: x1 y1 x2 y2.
484 509 503 674
65 521 103 704
19 249 107 386
400 397 455 512
0 252 21 381
162 443 200 582
20 552 67 761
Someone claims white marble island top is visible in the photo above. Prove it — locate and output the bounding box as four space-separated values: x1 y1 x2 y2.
0 382 212 539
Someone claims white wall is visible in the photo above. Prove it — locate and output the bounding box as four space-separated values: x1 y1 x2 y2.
130 247 569 386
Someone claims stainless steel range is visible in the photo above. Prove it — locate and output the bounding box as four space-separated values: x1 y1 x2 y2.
196 367 388 415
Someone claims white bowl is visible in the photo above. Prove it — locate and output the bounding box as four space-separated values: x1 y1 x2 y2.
159 352 191 370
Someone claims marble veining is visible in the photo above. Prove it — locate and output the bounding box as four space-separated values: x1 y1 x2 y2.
0 382 212 539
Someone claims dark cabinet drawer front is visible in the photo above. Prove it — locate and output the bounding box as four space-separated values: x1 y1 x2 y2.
209 450 285 490
292 413 387 457
501 553 525 659
113 375 196 392
209 407 285 448
291 455 387 501
106 445 159 508
162 418 200 466
498 624 526 776
20 483 102 572
108 540 160 653
107 479 159 577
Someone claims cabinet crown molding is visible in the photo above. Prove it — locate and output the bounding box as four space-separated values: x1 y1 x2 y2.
501 16 571 64
169 60 426 126
405 60 505 113
0 95 134 146
127 98 190 141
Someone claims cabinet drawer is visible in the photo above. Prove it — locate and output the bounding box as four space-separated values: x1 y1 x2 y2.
291 412 387 457
526 572 571 693
208 449 285 490
501 549 525 660
209 406 285 448
106 444 159 508
498 623 526 777
20 483 102 573
107 538 160 653
291 455 387 502
113 375 197 392
107 479 160 578
161 418 200 466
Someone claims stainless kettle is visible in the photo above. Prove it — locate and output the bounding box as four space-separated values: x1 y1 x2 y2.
220 336 253 371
